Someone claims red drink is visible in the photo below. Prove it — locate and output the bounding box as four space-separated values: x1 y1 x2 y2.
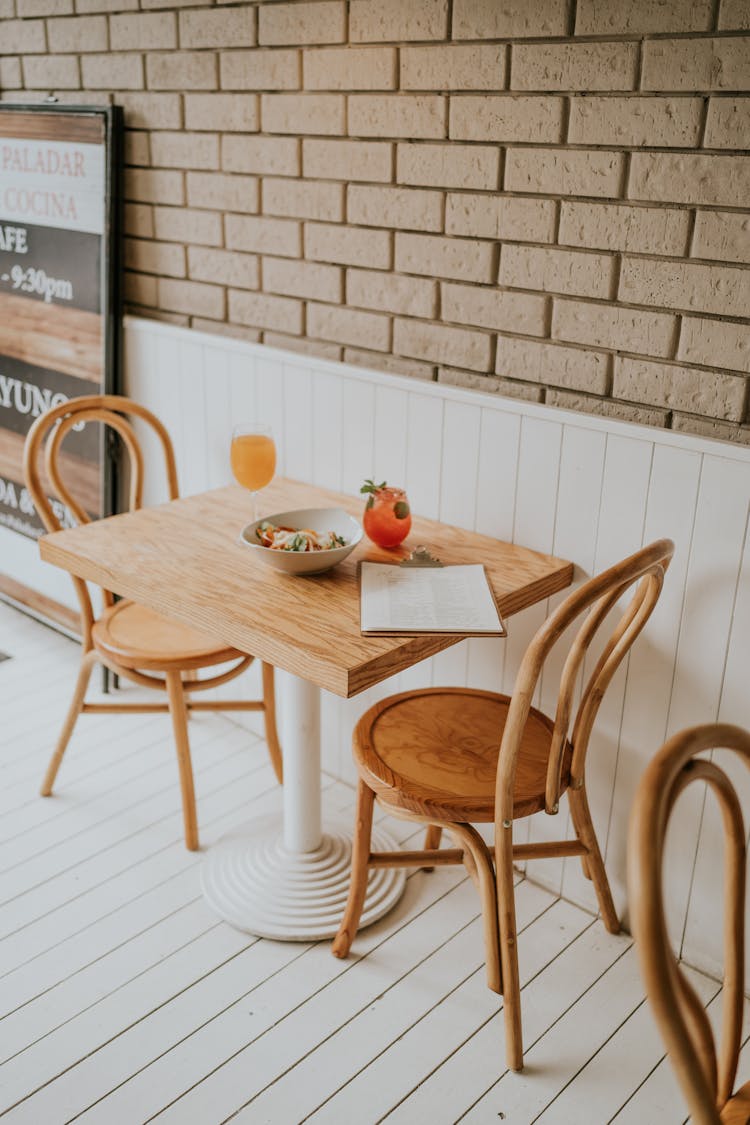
361 481 411 548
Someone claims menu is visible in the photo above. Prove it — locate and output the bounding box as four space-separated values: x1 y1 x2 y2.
360 562 506 637
0 105 120 621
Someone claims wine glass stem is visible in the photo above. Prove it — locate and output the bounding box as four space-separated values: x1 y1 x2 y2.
251 491 259 524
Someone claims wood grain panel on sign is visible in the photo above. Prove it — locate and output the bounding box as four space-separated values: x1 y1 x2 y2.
0 428 99 516
0 292 102 381
39 476 573 698
0 111 104 144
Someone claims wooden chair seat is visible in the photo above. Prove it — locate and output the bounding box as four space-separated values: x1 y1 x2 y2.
92 600 240 672
355 688 573 823
722 1082 750 1125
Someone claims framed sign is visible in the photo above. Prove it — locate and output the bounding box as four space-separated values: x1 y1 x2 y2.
0 104 121 631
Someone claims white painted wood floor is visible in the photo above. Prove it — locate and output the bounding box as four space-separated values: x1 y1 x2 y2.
1 602 746 1125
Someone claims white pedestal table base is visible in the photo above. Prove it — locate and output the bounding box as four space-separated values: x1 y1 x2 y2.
201 812 406 941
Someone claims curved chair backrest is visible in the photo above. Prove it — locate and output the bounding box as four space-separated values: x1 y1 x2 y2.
628 723 750 1124
23 394 179 644
495 538 674 823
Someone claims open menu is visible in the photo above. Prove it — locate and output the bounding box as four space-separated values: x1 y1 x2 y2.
360 562 506 637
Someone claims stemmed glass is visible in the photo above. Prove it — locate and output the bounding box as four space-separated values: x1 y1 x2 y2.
230 424 277 523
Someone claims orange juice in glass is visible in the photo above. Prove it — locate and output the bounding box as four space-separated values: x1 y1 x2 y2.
230 425 276 521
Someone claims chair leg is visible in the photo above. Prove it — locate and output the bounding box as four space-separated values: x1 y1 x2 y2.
422 823 443 872
568 784 619 934
332 780 375 959
41 649 98 796
451 823 501 995
497 826 524 1071
261 662 283 785
166 670 199 851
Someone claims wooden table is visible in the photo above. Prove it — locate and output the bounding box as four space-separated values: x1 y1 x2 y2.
40 477 573 941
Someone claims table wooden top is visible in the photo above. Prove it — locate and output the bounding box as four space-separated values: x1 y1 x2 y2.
39 478 574 698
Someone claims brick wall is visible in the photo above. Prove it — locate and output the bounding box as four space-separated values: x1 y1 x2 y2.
2 0 750 442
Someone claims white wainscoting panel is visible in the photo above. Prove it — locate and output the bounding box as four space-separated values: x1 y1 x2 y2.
123 315 750 983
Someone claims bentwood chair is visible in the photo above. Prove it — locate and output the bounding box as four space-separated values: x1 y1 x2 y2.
333 538 674 1071
24 394 283 851
628 723 750 1125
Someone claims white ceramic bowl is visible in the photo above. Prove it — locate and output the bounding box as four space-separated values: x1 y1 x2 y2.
239 507 363 576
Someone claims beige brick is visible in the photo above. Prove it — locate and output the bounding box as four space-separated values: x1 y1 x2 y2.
147 311 189 327
705 98 750 149
348 94 446 139
110 11 176 50
630 153 750 207
142 0 203 10
394 318 491 372
613 356 746 421
263 331 342 361
159 277 224 319
146 51 217 91
642 37 750 91
0 20 46 53
350 0 448 41
546 389 669 428
692 210 750 264
259 1 345 46
347 268 437 318
17 0 70 14
401 44 505 91
220 49 300 91
23 55 80 89
229 289 303 333
0 58 22 89
185 94 258 133
347 185 442 232
620 258 750 319
511 42 638 92
192 320 261 344
450 95 564 144
576 0 712 34
442 281 548 336
397 142 499 190
568 96 702 148
186 171 258 212
124 130 150 166
495 336 610 395
678 317 750 373
82 52 144 88
125 167 184 205
552 299 677 357
672 415 750 444
303 138 392 182
446 193 556 242
188 246 259 290
47 15 107 52
305 222 391 267
118 93 182 130
124 237 185 277
76 0 137 11
262 93 345 135
223 135 300 176
125 271 157 307
150 131 219 170
395 233 495 284
225 213 301 256
439 367 544 403
308 302 390 350
263 177 343 221
453 0 568 38
304 46 397 91
344 349 436 381
505 148 625 198
719 0 750 29
154 205 222 246
124 202 154 238
559 201 690 256
263 256 342 302
500 245 614 300
179 7 255 48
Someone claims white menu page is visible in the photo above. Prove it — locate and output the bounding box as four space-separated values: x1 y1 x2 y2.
360 562 506 636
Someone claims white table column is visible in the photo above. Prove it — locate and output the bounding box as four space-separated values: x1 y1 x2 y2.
201 671 407 941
